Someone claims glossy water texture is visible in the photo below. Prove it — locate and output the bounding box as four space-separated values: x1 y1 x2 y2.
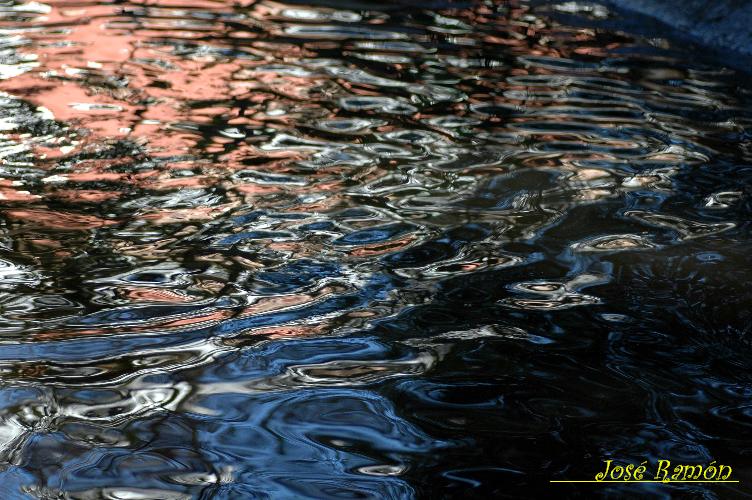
0 0 751 498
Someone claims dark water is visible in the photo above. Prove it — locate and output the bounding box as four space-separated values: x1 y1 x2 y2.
0 0 751 498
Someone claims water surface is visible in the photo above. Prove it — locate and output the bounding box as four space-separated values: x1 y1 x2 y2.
0 0 751 498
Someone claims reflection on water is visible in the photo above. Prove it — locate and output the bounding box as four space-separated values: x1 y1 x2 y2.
0 0 751 497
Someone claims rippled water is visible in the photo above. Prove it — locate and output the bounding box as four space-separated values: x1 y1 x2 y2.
0 0 751 498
